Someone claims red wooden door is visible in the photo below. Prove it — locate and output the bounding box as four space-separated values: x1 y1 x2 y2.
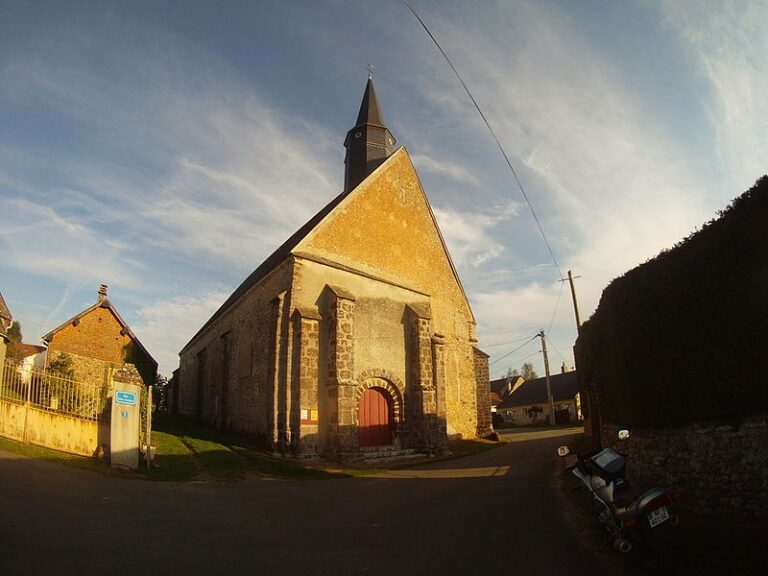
358 388 392 446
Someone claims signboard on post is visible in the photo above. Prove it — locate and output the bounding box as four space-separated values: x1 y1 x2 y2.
110 382 141 469
115 390 137 406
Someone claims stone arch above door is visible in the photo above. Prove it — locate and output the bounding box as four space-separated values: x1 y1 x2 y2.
354 369 404 425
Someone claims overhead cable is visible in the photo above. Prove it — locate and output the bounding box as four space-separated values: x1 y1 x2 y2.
401 0 563 278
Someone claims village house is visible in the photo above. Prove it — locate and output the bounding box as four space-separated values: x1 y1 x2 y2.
490 374 525 403
8 343 46 383
177 79 492 458
489 374 525 426
43 285 157 388
495 370 581 426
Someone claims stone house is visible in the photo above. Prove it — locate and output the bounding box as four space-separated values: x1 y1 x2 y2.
177 79 492 458
495 371 580 425
43 285 157 387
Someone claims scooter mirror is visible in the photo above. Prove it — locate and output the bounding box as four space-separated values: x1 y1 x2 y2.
618 429 630 440
557 446 570 457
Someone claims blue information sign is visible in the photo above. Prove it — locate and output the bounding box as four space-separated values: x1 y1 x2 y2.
115 390 137 406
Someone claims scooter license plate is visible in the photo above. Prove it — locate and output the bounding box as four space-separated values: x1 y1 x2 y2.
647 505 670 528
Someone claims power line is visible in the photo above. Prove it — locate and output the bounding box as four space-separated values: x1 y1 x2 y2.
401 0 563 278
483 335 541 349
547 281 565 335
548 339 567 364
489 335 538 366
491 349 541 378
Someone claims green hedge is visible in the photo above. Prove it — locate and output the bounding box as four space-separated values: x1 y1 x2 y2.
576 176 768 428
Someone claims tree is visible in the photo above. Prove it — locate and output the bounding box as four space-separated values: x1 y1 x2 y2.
47 352 75 380
154 373 169 412
521 362 538 380
7 320 22 343
507 362 538 380
5 320 23 364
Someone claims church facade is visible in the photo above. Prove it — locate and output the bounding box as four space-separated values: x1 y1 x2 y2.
177 80 492 458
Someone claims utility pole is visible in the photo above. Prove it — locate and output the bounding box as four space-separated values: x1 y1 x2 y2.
539 330 555 426
564 270 582 335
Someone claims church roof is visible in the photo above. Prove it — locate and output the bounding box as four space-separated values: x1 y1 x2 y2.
344 77 396 193
183 82 475 353
355 78 386 128
185 188 350 347
183 145 476 353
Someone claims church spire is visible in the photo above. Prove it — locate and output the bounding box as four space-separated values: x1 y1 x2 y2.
344 77 396 193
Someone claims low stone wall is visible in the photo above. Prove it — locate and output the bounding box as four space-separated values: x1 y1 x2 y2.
602 413 768 517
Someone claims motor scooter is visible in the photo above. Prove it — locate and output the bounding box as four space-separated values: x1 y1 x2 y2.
558 430 678 561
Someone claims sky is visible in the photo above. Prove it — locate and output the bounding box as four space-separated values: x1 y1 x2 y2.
1 0 766 379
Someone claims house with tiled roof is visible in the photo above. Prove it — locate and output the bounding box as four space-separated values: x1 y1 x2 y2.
178 79 492 459
8 342 46 382
496 370 581 426
490 374 525 402
43 285 157 387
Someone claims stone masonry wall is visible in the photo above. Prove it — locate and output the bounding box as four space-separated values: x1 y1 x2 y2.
298 148 483 439
292 308 321 457
408 304 443 453
49 350 115 389
473 347 492 437
602 413 768 517
326 286 357 456
178 260 292 442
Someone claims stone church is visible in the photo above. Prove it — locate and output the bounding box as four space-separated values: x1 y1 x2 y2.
177 79 492 458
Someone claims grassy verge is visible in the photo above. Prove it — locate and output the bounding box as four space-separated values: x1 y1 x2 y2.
150 430 197 481
0 436 124 476
0 414 507 483
152 414 347 481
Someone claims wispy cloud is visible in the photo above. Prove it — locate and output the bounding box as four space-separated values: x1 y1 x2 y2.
0 196 141 290
131 290 231 375
2 1 765 380
654 0 768 188
1 40 342 324
432 201 521 267
411 154 478 184
411 1 724 322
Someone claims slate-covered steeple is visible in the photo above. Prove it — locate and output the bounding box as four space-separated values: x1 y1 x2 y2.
344 78 396 193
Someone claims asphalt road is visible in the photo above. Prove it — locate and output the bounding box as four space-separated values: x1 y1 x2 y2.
0 428 623 576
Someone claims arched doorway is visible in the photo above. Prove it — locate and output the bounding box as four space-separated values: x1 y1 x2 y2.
358 387 393 446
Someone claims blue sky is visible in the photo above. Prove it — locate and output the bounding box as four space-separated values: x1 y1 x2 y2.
2 0 766 378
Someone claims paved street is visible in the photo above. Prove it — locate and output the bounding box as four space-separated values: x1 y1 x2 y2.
0 429 621 576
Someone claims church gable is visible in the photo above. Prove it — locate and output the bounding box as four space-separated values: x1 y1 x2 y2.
294 147 473 325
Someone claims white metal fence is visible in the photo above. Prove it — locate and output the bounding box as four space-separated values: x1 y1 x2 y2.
0 360 110 422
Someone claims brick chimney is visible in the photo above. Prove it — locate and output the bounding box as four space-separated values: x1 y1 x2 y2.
98 284 108 302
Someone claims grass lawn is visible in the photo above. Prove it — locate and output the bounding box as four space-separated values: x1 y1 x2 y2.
0 435 126 477
0 413 506 483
